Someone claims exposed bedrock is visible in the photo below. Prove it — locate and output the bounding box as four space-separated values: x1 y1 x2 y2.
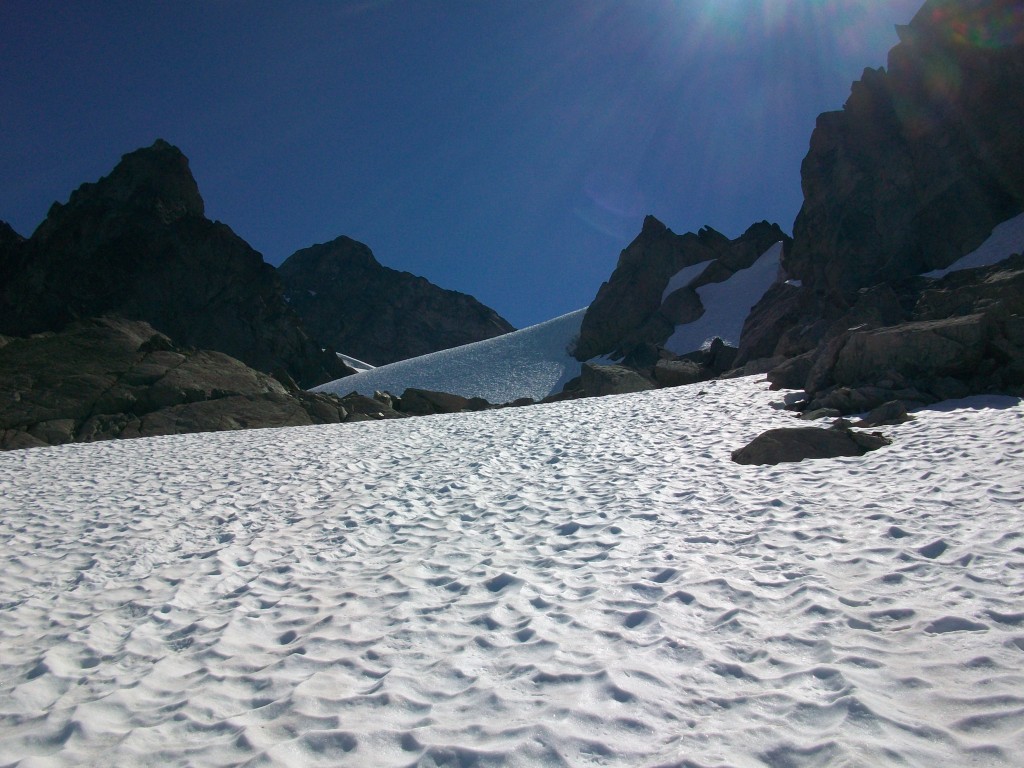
0 317 386 450
738 0 1024 381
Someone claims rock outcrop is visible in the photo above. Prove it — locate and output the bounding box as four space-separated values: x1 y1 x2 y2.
737 0 1024 376
396 388 492 416
0 317 373 450
0 140 349 388
768 255 1024 413
786 0 1024 300
278 236 514 366
575 217 790 362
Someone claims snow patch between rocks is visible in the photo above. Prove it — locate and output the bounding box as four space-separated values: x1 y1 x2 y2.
665 241 783 354
924 211 1024 277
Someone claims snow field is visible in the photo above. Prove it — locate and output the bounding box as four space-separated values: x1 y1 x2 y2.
1 376 1023 766
315 309 588 403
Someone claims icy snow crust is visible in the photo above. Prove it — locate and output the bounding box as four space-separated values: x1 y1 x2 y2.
2 377 1023 766
316 309 588 402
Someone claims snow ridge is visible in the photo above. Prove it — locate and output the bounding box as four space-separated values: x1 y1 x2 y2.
315 309 588 402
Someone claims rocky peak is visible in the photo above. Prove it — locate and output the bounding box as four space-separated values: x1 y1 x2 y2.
36 140 204 242
641 214 667 234
0 141 348 388
574 218 791 362
0 221 24 248
786 0 1024 300
281 235 381 280
279 236 515 366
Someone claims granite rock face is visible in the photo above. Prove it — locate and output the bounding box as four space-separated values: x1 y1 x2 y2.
0 317 360 450
0 140 348 388
737 0 1024 373
279 236 514 366
575 216 790 362
768 255 1024 413
785 0 1024 300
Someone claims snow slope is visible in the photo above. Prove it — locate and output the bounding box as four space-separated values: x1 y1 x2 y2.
924 211 1024 277
665 242 783 354
316 309 588 403
317 245 786 404
2 377 1023 767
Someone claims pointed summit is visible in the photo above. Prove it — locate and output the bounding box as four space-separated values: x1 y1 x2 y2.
36 140 204 243
279 236 514 366
0 141 347 387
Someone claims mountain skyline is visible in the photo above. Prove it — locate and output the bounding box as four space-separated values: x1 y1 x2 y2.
2 0 923 328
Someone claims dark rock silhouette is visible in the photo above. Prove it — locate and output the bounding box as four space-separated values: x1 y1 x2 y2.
575 216 790 362
279 236 514 366
737 0 1024 392
786 0 1024 301
0 140 349 388
0 317 363 450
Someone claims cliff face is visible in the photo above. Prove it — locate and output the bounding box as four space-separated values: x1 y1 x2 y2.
278 236 515 366
786 0 1024 300
574 216 790 362
0 140 348 388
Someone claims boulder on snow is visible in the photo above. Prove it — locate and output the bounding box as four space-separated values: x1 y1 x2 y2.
579 363 656 397
399 388 491 416
653 359 706 388
732 424 892 465
854 400 913 428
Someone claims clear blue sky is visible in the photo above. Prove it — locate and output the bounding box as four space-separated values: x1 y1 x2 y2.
1 0 923 328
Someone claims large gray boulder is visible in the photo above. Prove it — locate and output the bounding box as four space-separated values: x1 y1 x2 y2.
398 388 490 416
832 314 991 387
579 363 655 397
0 317 356 450
732 424 891 465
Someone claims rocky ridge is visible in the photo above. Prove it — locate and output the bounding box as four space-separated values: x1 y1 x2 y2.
739 0 1024 417
0 141 349 388
741 0 1024 367
0 317 398 450
279 236 514 366
574 217 791 364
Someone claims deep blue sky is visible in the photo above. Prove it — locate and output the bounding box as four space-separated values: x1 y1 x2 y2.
2 0 922 328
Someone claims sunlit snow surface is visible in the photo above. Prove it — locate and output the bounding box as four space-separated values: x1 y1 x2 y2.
665 242 783 354
316 309 588 402
2 377 1024 766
